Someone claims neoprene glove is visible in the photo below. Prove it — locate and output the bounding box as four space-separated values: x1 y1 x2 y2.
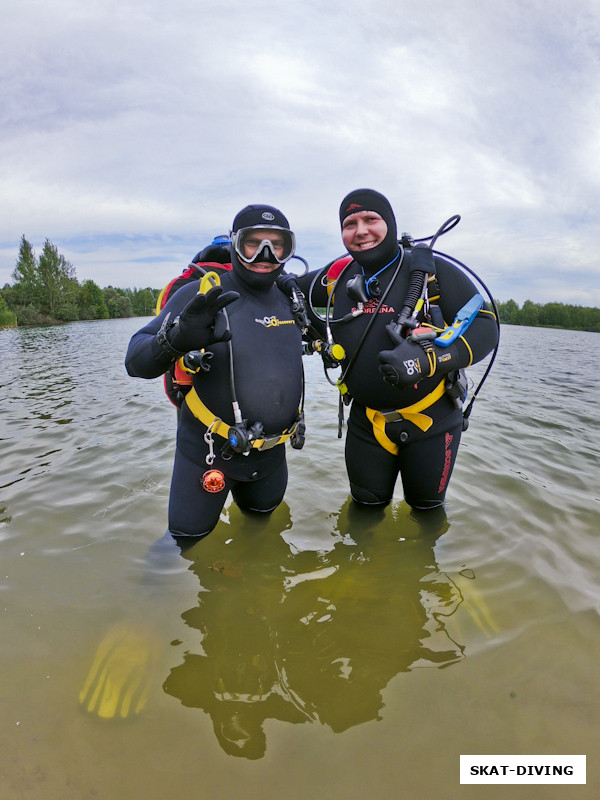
378 324 458 388
163 285 239 354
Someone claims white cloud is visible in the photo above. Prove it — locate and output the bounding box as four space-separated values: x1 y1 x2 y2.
1 0 599 306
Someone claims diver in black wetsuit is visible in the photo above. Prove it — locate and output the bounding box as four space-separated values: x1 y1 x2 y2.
299 188 499 511
125 205 305 538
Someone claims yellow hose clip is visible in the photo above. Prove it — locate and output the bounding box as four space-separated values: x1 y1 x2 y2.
337 380 349 395
198 271 221 294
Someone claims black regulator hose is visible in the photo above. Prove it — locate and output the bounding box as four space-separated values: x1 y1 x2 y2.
395 269 427 332
393 216 461 334
427 214 461 250
432 248 501 422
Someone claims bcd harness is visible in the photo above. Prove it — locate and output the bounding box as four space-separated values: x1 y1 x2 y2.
305 215 499 444
162 268 307 464
184 385 302 464
309 248 450 439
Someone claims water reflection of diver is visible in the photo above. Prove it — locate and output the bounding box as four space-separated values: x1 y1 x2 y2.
163 500 466 759
163 504 306 760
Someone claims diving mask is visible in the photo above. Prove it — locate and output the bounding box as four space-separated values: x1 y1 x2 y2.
231 225 296 265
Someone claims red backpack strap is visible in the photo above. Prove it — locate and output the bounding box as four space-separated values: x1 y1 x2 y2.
155 262 233 313
156 265 200 313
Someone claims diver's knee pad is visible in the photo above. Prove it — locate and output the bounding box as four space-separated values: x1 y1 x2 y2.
237 503 277 515
405 498 445 511
349 483 391 506
168 528 212 541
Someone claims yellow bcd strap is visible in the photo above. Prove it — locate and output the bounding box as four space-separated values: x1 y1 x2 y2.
185 388 298 451
365 379 447 455
155 286 167 315
366 408 400 455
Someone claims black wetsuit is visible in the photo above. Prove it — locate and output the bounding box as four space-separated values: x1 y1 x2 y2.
126 270 303 536
299 249 499 509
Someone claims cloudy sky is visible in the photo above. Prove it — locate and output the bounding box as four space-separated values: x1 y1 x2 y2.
2 0 599 306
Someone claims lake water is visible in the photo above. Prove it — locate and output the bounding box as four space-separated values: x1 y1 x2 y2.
1 319 598 799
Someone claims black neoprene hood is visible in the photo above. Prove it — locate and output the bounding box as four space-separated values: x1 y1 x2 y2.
232 204 291 232
338 188 400 271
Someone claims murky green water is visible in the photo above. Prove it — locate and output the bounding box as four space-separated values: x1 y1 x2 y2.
1 320 598 799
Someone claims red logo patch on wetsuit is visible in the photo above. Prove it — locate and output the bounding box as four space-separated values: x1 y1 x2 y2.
438 433 454 494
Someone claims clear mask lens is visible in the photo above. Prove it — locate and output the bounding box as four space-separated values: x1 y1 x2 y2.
232 226 296 265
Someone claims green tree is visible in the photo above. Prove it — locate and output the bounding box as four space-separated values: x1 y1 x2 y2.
131 287 157 316
520 299 540 327
537 302 564 328
498 299 520 324
37 239 79 321
1 283 16 309
574 306 600 332
103 287 133 318
0 292 16 327
11 235 41 307
78 279 109 320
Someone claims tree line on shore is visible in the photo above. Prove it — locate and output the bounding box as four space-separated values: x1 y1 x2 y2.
1 237 599 332
0 236 160 328
495 299 600 332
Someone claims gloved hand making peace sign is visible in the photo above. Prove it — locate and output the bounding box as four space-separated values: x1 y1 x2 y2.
157 285 239 360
